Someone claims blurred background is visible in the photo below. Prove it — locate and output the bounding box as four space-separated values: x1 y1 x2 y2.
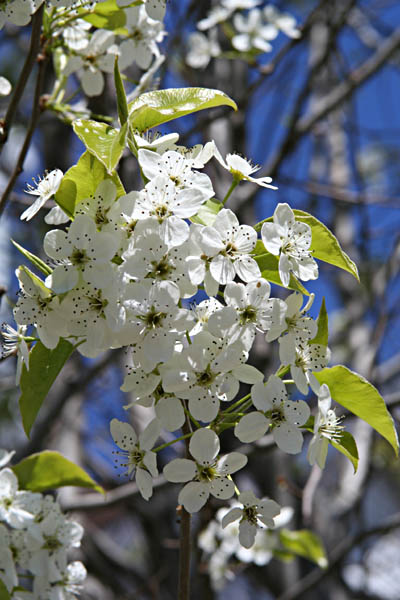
1 0 400 598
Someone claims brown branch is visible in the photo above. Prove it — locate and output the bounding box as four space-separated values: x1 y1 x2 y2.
277 512 400 600
0 5 44 149
0 37 47 218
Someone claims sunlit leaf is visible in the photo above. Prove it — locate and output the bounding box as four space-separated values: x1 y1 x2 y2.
12 451 104 494
55 151 125 217
73 119 128 174
129 87 237 132
279 529 328 568
190 198 222 226
12 240 52 277
311 298 328 346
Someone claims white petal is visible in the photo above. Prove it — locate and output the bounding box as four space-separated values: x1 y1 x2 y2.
283 400 310 426
163 459 197 483
188 394 219 423
239 520 257 549
110 419 137 449
139 418 161 450
273 422 304 454
218 451 247 475
155 396 185 431
210 254 235 284
222 507 243 528
209 477 235 500
189 428 219 465
136 467 153 500
178 481 209 513
232 364 264 384
234 412 269 443
234 255 261 283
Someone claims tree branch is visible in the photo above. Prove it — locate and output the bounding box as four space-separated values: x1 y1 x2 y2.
0 5 44 149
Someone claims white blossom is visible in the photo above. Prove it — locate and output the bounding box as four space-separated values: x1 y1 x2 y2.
164 428 247 513
119 6 165 71
266 291 317 343
279 337 330 395
264 4 301 39
235 375 310 453
110 418 161 500
0 76 12 96
186 31 220 69
232 9 278 53
0 323 29 384
0 0 43 29
222 490 280 548
214 147 277 189
21 169 63 222
261 203 318 287
307 384 344 469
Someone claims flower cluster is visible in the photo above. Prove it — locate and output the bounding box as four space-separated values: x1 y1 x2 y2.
0 450 85 599
9 123 342 564
186 2 300 69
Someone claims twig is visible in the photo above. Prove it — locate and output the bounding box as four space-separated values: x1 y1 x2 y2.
277 512 400 600
0 5 44 149
0 35 47 218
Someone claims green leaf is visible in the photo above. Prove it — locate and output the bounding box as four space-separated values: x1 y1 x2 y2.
190 198 222 226
73 120 128 174
331 431 359 473
12 450 104 494
0 580 10 600
315 366 399 455
11 240 52 276
82 0 127 32
114 56 128 126
279 529 328 568
128 87 238 132
17 265 52 298
254 241 310 295
55 151 125 217
18 339 75 437
294 210 359 280
311 298 328 346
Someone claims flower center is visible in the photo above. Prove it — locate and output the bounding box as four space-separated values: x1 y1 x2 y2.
71 247 89 266
197 465 217 482
243 505 258 524
239 306 257 324
196 365 215 387
43 535 62 552
141 307 167 329
150 257 174 278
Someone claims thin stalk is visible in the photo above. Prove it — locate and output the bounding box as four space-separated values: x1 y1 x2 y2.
153 432 193 453
0 48 48 217
178 415 193 600
222 179 238 205
0 5 44 149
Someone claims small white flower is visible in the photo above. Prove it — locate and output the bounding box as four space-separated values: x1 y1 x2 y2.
21 169 63 222
261 203 318 287
0 469 34 529
0 76 11 96
0 0 43 29
264 5 301 39
232 8 278 53
307 384 344 469
222 490 281 548
0 524 18 592
235 375 310 453
119 6 165 71
266 292 317 343
143 0 166 21
214 147 277 189
0 323 29 384
164 428 247 513
186 31 220 69
110 418 161 500
279 337 330 395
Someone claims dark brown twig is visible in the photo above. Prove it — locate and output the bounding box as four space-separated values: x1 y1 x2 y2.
0 5 44 149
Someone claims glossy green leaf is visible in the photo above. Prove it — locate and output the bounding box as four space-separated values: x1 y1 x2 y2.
279 529 328 568
12 239 52 276
315 366 399 454
303 416 359 472
12 451 104 494
55 151 125 217
294 210 359 280
0 580 10 600
114 56 128 126
17 265 51 298
190 198 222 226
19 339 75 437
128 87 237 132
254 241 310 295
311 298 328 346
83 0 127 32
331 431 359 473
73 119 128 174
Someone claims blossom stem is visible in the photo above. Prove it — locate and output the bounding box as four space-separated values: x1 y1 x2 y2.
223 392 251 414
184 408 201 429
153 432 193 453
222 179 238 205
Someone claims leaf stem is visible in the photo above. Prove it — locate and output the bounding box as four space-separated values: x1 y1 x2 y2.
153 432 193 453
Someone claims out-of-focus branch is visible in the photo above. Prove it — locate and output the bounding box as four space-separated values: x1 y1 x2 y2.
277 512 400 600
0 5 44 149
0 39 48 218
